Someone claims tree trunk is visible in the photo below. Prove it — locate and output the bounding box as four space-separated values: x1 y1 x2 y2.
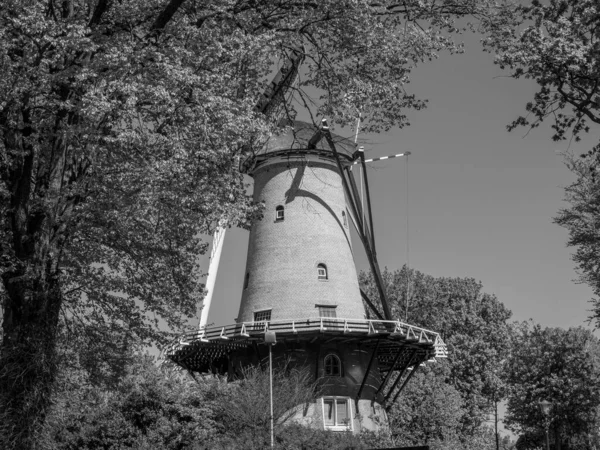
555 422 562 450
1 103 66 448
1 261 62 450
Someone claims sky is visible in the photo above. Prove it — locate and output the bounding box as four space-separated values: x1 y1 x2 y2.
204 33 595 334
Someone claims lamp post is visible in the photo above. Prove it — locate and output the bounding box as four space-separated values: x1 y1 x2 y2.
539 399 552 450
265 330 277 449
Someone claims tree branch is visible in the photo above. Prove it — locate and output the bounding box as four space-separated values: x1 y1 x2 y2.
151 0 187 31
88 0 112 27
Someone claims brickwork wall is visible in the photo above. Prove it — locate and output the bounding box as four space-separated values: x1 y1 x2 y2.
237 155 365 323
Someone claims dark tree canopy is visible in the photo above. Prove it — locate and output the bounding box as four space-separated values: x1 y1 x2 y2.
485 0 600 147
504 323 600 450
360 266 513 436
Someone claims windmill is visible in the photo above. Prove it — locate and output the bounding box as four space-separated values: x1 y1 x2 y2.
166 48 447 434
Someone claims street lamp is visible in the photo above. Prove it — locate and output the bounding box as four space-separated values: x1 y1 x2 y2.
538 399 552 450
265 330 277 449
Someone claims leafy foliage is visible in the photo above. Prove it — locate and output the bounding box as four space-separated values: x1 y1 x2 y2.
360 266 513 436
40 353 393 450
216 361 322 448
387 362 508 449
554 152 600 326
504 323 600 450
485 0 600 147
387 363 464 446
41 354 225 450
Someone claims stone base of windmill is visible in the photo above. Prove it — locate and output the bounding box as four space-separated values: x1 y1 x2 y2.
166 317 447 434
229 338 388 433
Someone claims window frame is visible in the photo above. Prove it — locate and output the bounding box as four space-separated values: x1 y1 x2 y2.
317 263 328 280
323 354 342 377
321 397 353 431
317 304 338 330
253 309 272 323
317 305 337 318
275 205 284 221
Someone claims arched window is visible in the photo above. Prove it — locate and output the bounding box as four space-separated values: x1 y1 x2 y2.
244 272 250 289
324 354 342 376
317 264 328 280
342 211 347 227
275 205 284 221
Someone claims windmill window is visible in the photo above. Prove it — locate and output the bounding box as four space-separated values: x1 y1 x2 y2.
324 354 342 377
254 310 271 323
317 264 328 280
342 211 347 227
317 305 337 318
318 305 337 329
244 272 250 289
275 205 284 221
322 397 352 431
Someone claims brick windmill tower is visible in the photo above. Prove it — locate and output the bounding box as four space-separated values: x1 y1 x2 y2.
166 50 447 433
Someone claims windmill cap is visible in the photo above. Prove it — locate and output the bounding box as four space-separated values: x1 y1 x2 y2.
260 120 355 158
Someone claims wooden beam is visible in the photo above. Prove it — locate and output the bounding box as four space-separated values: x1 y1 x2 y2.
383 349 417 405
307 130 323 149
314 344 321 381
321 121 392 320
376 346 405 396
346 164 368 235
356 339 381 413
391 362 421 405
344 165 391 319
360 289 384 320
359 151 377 256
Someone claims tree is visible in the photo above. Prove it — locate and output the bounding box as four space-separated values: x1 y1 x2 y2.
43 352 377 450
387 363 465 447
43 354 228 450
216 362 321 449
360 266 513 438
485 0 600 148
504 323 600 450
0 0 496 446
554 153 600 327
484 0 600 326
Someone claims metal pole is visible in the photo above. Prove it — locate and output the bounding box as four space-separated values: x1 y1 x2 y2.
264 331 277 447
405 153 410 322
270 344 274 449
495 401 499 450
545 425 550 450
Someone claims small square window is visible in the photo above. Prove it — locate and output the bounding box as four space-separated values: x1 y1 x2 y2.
275 206 284 221
317 305 338 329
254 310 271 323
317 264 328 280
317 306 337 318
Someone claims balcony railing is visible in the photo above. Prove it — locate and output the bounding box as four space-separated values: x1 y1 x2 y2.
167 317 448 359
